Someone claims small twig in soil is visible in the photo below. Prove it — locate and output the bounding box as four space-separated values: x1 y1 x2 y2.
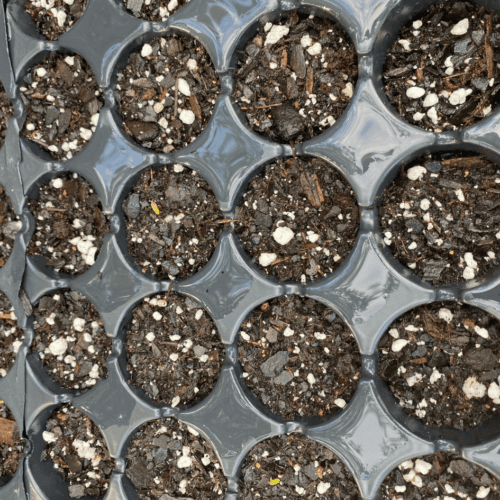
0 314 12 320
0 417 17 445
485 15 496 79
165 278 175 303
174 78 179 117
240 103 283 110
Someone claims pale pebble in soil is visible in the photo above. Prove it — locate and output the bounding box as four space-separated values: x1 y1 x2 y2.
406 87 425 99
407 166 426 180
272 226 294 245
265 25 289 46
463 376 486 399
451 18 469 36
259 253 277 267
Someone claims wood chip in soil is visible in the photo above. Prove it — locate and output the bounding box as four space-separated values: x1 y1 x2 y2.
0 291 24 378
0 80 13 150
126 291 224 406
123 0 189 22
23 0 88 41
31 290 112 392
125 418 227 500
27 173 110 275
239 434 360 500
380 452 499 500
20 52 103 160
0 184 21 269
235 157 359 282
115 33 220 153
42 403 115 499
379 151 500 286
383 0 500 132
233 11 357 144
238 296 360 420
123 165 228 280
0 402 24 487
378 301 500 431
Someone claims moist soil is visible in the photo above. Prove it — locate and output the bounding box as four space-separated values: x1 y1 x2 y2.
42 403 115 499
379 151 500 286
125 291 225 407
31 290 112 392
115 33 220 153
238 296 361 420
0 291 24 378
20 52 103 161
0 402 24 487
125 417 227 500
23 0 88 41
383 0 500 132
232 11 358 144
235 157 359 282
27 173 110 275
0 184 21 269
123 164 227 280
378 301 500 431
123 0 189 22
0 80 13 150
239 433 360 500
380 452 500 500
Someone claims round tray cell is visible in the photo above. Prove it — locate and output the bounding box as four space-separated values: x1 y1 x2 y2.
42 403 115 498
0 290 24 377
379 151 500 286
379 452 500 500
235 157 359 282
232 10 358 145
383 1 500 132
123 164 228 281
115 33 221 154
27 173 110 275
0 184 21 269
0 401 24 487
378 301 500 431
0 79 14 151
239 433 360 500
125 291 225 407
238 295 361 420
31 290 112 392
125 417 227 500
123 0 190 22
20 52 104 161
23 0 89 41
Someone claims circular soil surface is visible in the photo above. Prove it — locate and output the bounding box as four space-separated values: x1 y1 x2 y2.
42 403 115 499
31 290 112 392
383 1 500 132
233 11 357 144
239 434 360 500
0 80 13 151
378 301 500 431
0 291 24 378
126 291 224 406
0 402 24 487
27 173 110 275
115 34 220 153
20 52 103 161
238 296 361 420
123 164 227 280
379 151 500 286
125 418 227 500
235 157 359 282
23 0 88 41
380 453 499 500
0 184 21 269
123 0 189 21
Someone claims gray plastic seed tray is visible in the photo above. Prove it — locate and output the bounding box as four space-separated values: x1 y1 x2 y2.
1 0 500 498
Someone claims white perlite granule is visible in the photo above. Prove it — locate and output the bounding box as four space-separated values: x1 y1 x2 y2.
265 25 289 46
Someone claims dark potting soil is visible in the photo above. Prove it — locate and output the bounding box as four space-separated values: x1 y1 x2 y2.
31 290 112 392
239 433 360 500
383 0 500 132
115 33 220 153
123 0 189 22
0 184 21 269
42 404 115 499
0 80 13 150
23 0 88 41
379 152 500 286
238 296 361 420
380 452 499 500
123 165 227 280
125 291 224 407
0 402 24 487
0 291 24 378
235 157 359 282
26 173 110 275
20 52 103 161
378 301 500 431
125 418 227 500
232 11 358 144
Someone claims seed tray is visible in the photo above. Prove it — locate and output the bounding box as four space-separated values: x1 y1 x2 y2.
1 0 500 499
